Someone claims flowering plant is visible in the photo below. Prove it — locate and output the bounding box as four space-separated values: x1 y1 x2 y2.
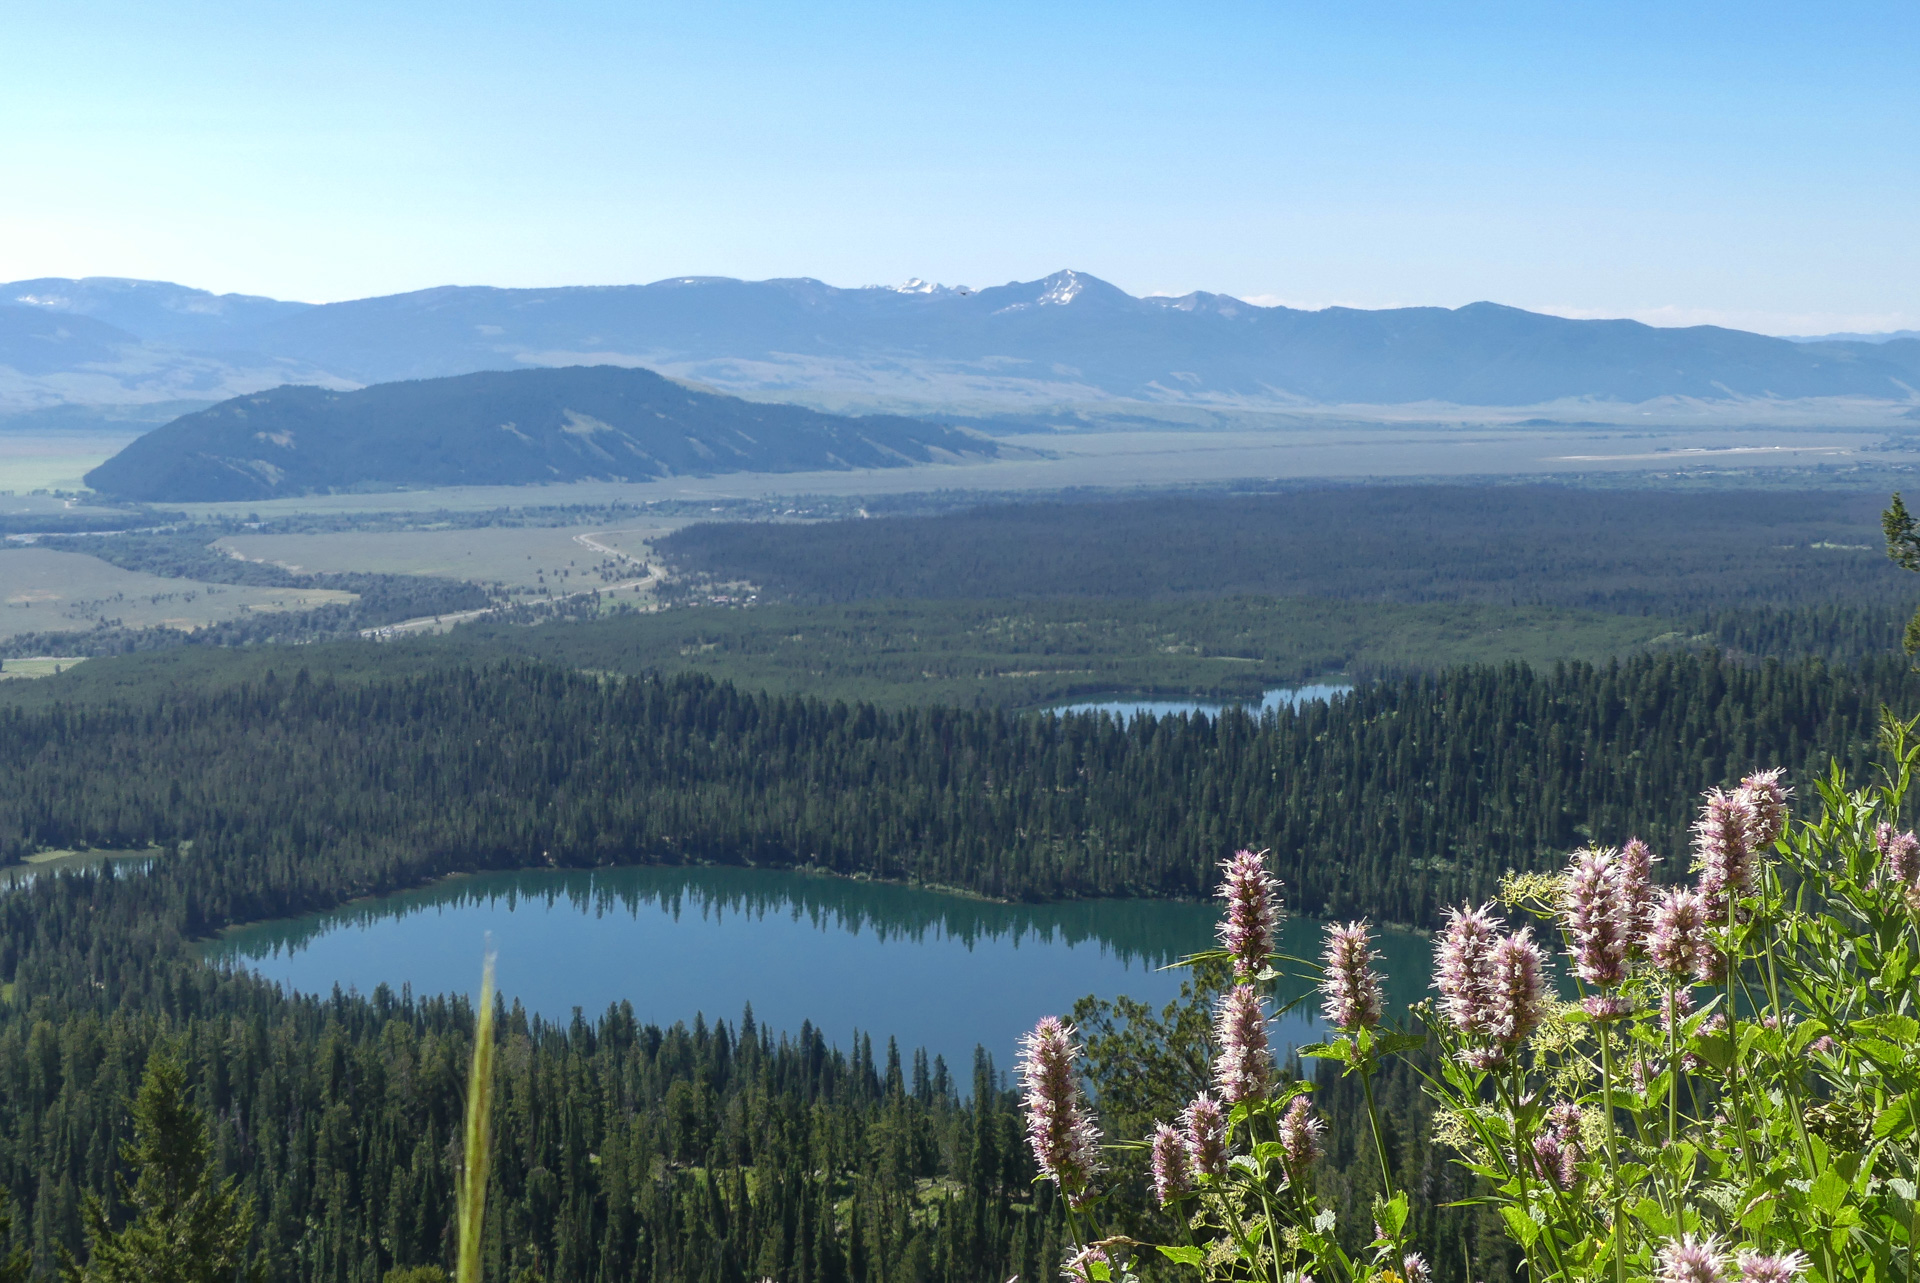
1021 719 1920 1283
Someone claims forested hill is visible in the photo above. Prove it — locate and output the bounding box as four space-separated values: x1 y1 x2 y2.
1 652 1910 929
659 485 1913 611
83 365 1001 501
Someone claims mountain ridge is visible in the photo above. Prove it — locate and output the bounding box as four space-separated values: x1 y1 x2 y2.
11 270 1920 419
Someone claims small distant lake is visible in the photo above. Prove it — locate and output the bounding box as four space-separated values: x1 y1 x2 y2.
1053 683 1354 722
206 866 1429 1076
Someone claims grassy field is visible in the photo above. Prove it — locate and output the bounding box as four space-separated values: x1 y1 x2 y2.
215 523 680 603
0 656 87 679
0 547 354 639
0 846 166 886
0 595 1683 710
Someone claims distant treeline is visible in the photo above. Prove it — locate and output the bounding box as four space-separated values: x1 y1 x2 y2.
0 653 1909 929
659 485 1914 613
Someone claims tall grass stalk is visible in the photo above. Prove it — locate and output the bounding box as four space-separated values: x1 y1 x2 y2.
457 951 497 1283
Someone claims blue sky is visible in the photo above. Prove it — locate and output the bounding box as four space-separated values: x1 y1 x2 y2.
2 1 1915 332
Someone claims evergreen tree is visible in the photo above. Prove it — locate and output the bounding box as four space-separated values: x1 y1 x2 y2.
65 1049 262 1283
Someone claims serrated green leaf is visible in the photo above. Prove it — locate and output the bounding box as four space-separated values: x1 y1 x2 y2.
1810 1168 1847 1216
1155 1245 1205 1270
1631 1197 1675 1237
1874 1098 1915 1140
1375 1191 1409 1238
1500 1205 1542 1248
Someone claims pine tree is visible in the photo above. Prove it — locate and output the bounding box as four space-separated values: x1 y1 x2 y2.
65 1047 262 1283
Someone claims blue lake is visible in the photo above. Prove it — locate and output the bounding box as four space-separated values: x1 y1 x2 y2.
205 866 1430 1075
1054 683 1354 722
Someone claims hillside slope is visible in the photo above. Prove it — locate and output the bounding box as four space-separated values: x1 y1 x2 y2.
84 364 1000 501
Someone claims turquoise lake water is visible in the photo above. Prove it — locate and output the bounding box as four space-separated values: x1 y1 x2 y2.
206 866 1432 1074
1053 683 1354 721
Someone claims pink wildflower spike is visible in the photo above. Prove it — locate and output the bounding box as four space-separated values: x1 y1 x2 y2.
1434 903 1502 1037
1877 823 1920 892
1657 1234 1730 1283
1320 920 1384 1030
1617 837 1659 946
1809 1035 1836 1055
1695 788 1757 920
1017 1017 1101 1207
1562 846 1630 990
1738 768 1791 849
1062 1246 1111 1283
1213 984 1275 1104
1215 849 1283 980
1183 1093 1228 1178
1487 928 1547 1048
1526 1100 1585 1189
1401 1255 1430 1283
1648 888 1710 979
1660 985 1695 1033
1275 1095 1323 1179
1734 1252 1808 1283
1150 1121 1191 1205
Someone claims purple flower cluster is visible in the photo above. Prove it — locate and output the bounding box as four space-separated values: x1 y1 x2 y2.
1695 788 1757 922
1216 849 1283 980
1486 929 1549 1046
1525 1101 1584 1190
1657 1233 1730 1283
1617 836 1659 939
1183 1093 1227 1178
1435 904 1502 1038
1320 920 1384 1030
1876 823 1920 908
1562 845 1632 994
1061 1245 1111 1283
1435 903 1545 1061
1150 1122 1191 1206
1648 887 1712 982
1213 984 1275 1103
1735 1251 1809 1283
1275 1095 1323 1180
1739 768 1790 850
1018 1017 1101 1207
1400 1254 1431 1283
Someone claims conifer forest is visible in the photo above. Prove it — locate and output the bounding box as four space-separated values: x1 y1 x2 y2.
0 482 1914 1283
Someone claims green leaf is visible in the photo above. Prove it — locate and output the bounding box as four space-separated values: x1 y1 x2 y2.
1630 1196 1675 1238
1375 1191 1409 1239
1500 1206 1542 1248
1155 1246 1206 1271
1873 1097 1915 1140
1809 1168 1848 1216
1089 1261 1112 1282
1375 1031 1428 1056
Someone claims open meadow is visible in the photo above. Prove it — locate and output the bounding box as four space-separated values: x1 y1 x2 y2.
215 523 680 607
0 546 353 639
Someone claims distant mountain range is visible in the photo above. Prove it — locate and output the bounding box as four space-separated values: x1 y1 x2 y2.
84 365 1003 502
7 271 1920 425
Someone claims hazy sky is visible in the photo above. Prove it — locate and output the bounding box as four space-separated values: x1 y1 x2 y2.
3 1 1915 333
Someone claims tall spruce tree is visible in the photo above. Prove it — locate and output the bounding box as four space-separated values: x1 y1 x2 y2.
65 1048 261 1283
